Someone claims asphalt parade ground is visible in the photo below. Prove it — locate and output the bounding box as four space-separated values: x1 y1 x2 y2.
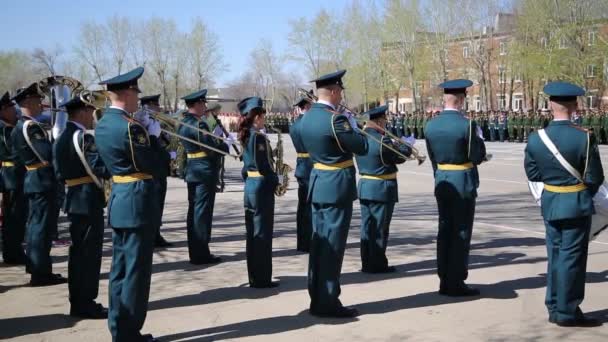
1 137 608 341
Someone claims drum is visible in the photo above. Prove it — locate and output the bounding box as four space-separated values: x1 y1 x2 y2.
528 181 608 240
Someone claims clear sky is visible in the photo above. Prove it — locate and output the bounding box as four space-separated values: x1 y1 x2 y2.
0 0 351 86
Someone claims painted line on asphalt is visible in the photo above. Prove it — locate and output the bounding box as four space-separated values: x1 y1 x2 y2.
476 221 608 246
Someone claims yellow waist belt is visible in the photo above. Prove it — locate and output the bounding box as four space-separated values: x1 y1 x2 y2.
187 151 208 159
437 162 474 171
65 176 94 187
2 161 15 167
247 171 263 177
297 153 310 158
112 173 153 183
361 173 397 180
25 162 49 171
314 159 354 171
544 183 587 193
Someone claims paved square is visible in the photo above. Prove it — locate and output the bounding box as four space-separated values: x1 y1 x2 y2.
1 138 607 341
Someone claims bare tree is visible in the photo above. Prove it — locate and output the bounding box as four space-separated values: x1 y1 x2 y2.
31 44 63 76
106 15 132 74
249 39 283 109
287 17 323 78
187 17 228 90
74 21 108 82
143 18 177 109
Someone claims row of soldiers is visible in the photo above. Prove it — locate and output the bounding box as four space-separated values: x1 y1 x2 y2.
385 110 608 144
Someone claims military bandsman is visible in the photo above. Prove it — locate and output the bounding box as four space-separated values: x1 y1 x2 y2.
178 89 228 265
524 82 604 327
53 97 110 319
0 91 27 265
11 83 66 286
137 94 173 248
355 105 411 273
289 93 313 252
299 70 368 317
424 79 487 296
95 66 163 342
237 96 279 288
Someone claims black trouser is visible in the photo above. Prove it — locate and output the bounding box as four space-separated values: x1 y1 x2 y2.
108 227 155 342
1 190 26 262
68 211 104 308
25 191 56 278
296 177 312 252
435 191 475 288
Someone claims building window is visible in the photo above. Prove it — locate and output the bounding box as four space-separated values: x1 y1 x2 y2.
497 94 507 110
513 95 523 111
539 97 549 110
540 37 548 49
588 30 597 46
559 37 567 49
474 96 481 112
463 45 470 59
498 66 507 84
499 41 507 55
514 72 522 83
587 96 596 109
587 64 596 78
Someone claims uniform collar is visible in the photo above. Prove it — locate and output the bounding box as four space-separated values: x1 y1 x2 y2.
109 106 129 114
317 100 336 110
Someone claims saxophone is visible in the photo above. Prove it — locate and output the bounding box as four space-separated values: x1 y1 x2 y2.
269 126 293 196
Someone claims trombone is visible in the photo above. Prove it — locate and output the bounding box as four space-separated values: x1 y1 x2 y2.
148 111 243 160
297 88 426 165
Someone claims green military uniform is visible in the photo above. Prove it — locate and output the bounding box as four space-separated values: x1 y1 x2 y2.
591 113 601 140
581 112 591 131
0 92 26 264
523 113 532 142
395 115 405 138
138 94 172 248
53 101 110 318
10 83 64 285
290 97 313 252
95 67 164 341
300 70 368 317
421 113 428 139
355 106 410 273
178 89 228 264
524 82 604 327
425 79 486 296
238 97 278 287
404 114 411 136
507 113 515 141
497 112 506 142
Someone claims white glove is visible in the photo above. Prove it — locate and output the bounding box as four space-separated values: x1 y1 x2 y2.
169 151 177 160
402 134 416 146
133 109 151 127
225 135 236 146
213 125 224 137
260 128 267 135
277 175 284 185
147 120 161 137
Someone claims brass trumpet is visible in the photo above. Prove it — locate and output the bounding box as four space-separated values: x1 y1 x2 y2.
79 89 110 125
148 111 243 159
297 88 426 165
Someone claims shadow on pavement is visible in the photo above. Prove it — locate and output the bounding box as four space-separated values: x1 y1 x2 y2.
0 314 80 340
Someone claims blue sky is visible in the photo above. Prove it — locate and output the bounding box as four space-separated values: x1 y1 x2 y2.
0 0 352 86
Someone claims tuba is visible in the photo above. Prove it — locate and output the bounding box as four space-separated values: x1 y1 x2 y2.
269 126 292 196
36 76 84 139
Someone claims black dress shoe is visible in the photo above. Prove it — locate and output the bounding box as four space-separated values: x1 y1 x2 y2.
141 334 158 342
190 255 222 265
30 273 67 287
361 266 397 274
310 306 359 318
2 255 27 265
154 235 173 248
439 284 480 297
556 316 602 327
70 303 108 319
250 281 280 289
